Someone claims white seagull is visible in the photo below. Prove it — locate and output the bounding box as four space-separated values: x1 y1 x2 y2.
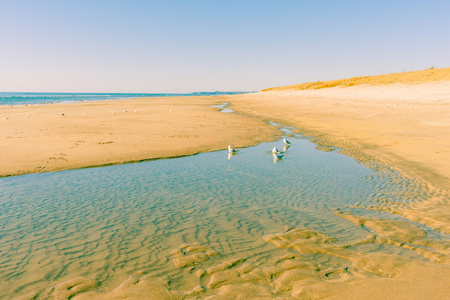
81 113 85 117
26 114 30 118
283 138 291 145
228 145 239 153
272 147 279 154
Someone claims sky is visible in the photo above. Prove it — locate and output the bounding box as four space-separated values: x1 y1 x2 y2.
1 0 449 93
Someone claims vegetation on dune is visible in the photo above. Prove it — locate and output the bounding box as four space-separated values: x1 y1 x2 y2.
262 67 450 91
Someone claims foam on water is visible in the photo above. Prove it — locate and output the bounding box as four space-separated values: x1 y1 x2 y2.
0 134 446 298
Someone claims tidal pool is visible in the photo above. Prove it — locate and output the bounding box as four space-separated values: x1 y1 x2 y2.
0 132 440 299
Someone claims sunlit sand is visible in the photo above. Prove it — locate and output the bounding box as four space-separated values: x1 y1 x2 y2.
1 68 449 299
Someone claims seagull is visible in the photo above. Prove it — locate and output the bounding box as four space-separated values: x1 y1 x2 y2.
283 138 291 145
26 114 30 118
74 113 77 116
3 117 8 120
123 110 127 113
272 147 279 154
61 113 65 116
81 113 85 117
228 145 239 153
112 111 116 114
134 109 137 112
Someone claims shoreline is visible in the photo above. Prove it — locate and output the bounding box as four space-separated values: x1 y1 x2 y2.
0 96 280 177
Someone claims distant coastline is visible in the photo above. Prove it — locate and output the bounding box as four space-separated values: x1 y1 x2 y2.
0 91 255 106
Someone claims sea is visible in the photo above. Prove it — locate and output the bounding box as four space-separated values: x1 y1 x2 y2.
0 91 252 106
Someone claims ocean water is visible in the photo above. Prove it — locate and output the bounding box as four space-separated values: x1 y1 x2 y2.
0 132 433 299
0 92 251 106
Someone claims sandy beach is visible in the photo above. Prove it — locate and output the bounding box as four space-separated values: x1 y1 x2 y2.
3 75 448 186
2 71 450 299
3 0 450 298
0 96 280 177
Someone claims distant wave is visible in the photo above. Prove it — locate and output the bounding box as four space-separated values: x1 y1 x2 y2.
0 91 255 106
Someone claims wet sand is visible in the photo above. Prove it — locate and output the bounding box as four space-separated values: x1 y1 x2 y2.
2 81 450 299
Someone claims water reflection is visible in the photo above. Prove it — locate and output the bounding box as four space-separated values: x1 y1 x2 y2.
227 152 238 160
272 152 285 162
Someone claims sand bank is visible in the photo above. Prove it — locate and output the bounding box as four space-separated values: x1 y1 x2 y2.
0 96 279 177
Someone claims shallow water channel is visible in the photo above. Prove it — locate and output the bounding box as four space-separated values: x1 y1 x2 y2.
0 127 437 298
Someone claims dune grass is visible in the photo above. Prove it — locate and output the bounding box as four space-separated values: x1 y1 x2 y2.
262 67 450 92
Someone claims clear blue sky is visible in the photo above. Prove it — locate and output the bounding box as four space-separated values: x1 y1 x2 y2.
1 0 449 92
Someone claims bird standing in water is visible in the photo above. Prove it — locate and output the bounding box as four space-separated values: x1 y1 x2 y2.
228 145 239 153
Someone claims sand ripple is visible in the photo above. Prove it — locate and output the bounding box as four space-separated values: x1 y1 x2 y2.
1 138 449 299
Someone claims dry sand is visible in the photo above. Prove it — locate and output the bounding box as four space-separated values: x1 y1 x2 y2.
3 79 450 299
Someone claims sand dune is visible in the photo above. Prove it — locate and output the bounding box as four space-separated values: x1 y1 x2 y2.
262 67 450 91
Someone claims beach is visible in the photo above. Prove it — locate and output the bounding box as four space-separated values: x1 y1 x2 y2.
0 96 280 177
3 80 449 186
1 76 450 299
3 0 450 297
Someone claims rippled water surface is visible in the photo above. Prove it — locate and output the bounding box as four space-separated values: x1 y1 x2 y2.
0 135 424 298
